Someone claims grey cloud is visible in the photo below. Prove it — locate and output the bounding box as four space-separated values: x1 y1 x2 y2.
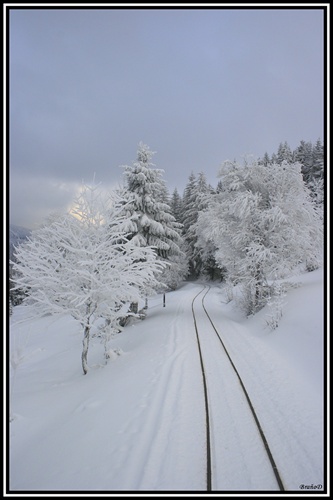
8 7 325 228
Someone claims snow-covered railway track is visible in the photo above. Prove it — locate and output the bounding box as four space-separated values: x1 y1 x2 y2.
192 285 285 492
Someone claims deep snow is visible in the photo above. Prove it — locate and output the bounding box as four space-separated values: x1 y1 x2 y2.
7 268 326 494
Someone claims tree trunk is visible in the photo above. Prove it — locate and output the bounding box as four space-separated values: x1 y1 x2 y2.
129 301 138 314
82 323 90 375
254 264 263 312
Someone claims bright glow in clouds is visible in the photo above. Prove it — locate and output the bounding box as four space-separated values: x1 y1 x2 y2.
8 7 325 229
9 170 120 228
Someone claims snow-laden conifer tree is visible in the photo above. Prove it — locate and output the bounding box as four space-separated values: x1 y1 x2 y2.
308 139 324 206
192 172 218 278
181 173 199 277
259 152 271 167
170 188 183 224
311 139 324 181
276 141 294 163
181 172 214 278
121 142 188 291
294 140 313 184
11 183 164 374
196 158 323 316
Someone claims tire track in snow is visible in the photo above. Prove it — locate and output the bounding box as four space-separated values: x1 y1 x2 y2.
113 350 185 489
136 288 207 490
113 286 207 490
138 349 189 489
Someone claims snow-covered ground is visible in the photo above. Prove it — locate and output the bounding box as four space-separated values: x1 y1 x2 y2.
8 268 326 494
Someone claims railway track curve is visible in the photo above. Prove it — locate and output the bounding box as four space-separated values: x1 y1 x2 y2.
192 285 285 492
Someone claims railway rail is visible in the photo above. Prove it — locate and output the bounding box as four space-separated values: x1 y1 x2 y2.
191 285 285 492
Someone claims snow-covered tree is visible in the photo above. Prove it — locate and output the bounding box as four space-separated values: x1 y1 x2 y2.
170 188 183 224
216 179 223 193
311 139 324 181
308 139 324 206
294 140 313 184
181 173 197 231
261 139 324 206
181 172 214 278
276 141 294 164
181 173 200 277
11 183 164 374
293 139 324 204
196 158 323 315
121 142 187 291
259 152 271 167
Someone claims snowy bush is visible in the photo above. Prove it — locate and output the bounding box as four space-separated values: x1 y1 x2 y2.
224 280 234 303
265 281 302 330
265 283 286 330
11 183 165 374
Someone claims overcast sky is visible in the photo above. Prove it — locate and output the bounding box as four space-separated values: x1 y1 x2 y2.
8 5 325 229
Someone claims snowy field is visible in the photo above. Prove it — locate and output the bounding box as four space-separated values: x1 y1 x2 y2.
8 268 326 494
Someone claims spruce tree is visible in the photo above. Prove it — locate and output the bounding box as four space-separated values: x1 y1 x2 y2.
311 139 324 181
170 188 183 224
181 171 216 278
294 140 313 184
122 142 187 291
181 173 199 277
276 141 294 163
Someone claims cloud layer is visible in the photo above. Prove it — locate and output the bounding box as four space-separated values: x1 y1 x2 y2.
8 7 324 228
